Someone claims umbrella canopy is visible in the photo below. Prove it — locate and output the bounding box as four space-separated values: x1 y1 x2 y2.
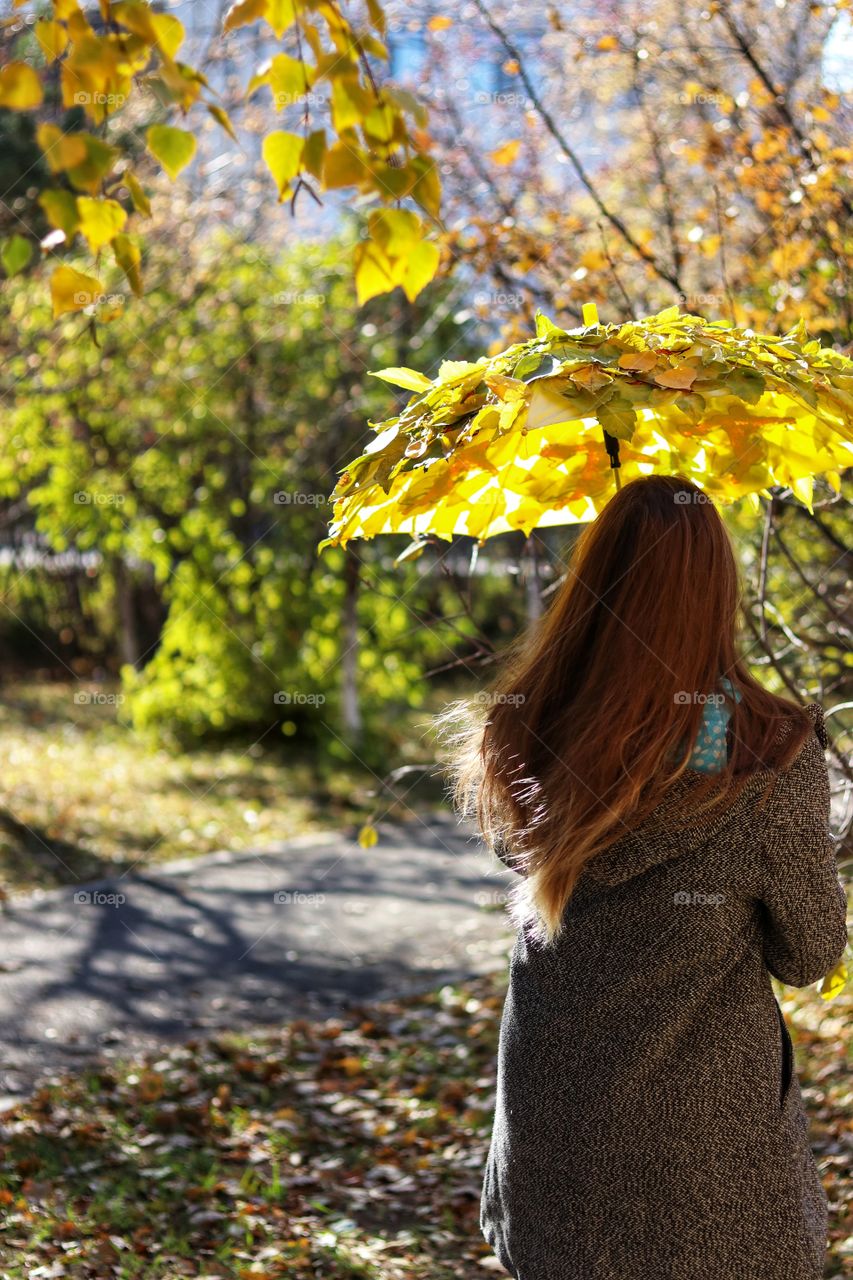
322 303 853 546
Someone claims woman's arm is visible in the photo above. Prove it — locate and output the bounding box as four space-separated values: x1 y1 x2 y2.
759 705 849 988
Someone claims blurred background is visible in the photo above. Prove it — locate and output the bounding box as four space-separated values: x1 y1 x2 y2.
1 0 851 896
0 3 851 1278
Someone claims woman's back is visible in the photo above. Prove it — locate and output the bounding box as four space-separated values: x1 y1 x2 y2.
481 702 848 1280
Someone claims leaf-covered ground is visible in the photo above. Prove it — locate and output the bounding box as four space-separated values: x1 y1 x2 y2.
0 974 850 1279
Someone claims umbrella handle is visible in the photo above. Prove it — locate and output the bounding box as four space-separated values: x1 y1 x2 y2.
602 429 622 491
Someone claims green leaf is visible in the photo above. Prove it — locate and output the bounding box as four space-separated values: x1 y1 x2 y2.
534 311 569 340
39 189 80 238
146 125 197 180
1 234 33 276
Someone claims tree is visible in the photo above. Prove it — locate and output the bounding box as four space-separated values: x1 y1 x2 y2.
0 0 442 313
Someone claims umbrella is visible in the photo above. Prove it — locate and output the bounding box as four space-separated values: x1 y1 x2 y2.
322 303 853 546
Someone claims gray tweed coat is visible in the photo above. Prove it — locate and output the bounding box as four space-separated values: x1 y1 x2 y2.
481 702 848 1280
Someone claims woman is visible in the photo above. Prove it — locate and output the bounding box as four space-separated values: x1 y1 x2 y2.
448 475 848 1280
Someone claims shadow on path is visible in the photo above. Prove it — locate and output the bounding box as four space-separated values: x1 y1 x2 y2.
0 814 514 1099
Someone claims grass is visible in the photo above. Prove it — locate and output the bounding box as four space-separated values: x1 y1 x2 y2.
0 974 850 1279
0 680 444 896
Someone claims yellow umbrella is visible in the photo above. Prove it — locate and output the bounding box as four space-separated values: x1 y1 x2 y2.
322 303 853 546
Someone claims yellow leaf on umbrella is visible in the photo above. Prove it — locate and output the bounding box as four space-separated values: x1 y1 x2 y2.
371 367 433 393
491 139 521 166
618 349 658 372
654 364 699 390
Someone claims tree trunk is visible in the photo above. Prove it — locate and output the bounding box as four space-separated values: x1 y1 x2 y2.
524 536 542 624
341 547 362 743
114 558 141 670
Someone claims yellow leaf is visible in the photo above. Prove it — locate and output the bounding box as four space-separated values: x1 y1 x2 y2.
262 130 304 200
65 133 118 194
146 125 196 180
323 142 367 188
491 138 521 166
653 364 699 390
39 189 80 238
151 13 185 59
0 62 43 110
267 52 315 107
35 19 69 61
400 238 440 302
819 959 848 1001
370 367 433 393
36 124 88 173
790 474 813 511
223 0 266 33
369 207 424 254
76 196 127 251
124 171 152 217
618 349 658 372
354 239 395 305
113 232 142 296
50 264 103 318
358 824 379 848
207 104 238 140
427 15 453 30
597 35 619 50
331 74 373 131
265 0 296 38
582 302 599 326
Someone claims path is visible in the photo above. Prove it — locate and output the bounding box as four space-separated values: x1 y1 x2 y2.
0 815 514 1102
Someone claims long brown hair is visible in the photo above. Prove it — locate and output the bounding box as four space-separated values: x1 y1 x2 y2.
445 474 813 942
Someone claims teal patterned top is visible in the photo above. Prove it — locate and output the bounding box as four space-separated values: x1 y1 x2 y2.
686 677 742 773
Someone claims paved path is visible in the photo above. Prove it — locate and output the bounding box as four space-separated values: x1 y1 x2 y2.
0 815 514 1102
